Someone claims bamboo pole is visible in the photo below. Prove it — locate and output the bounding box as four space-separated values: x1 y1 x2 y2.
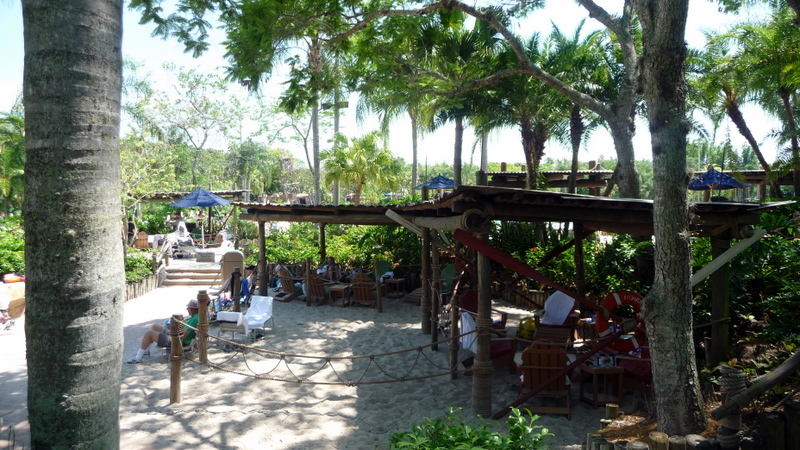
169 313 183 404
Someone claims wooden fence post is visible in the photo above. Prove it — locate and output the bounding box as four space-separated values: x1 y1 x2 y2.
197 290 209 364
169 313 183 404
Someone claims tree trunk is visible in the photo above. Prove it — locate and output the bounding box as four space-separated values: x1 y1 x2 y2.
453 114 463 187
22 0 125 447
779 91 800 195
634 0 706 435
520 119 536 190
410 112 419 190
569 104 583 194
725 93 782 197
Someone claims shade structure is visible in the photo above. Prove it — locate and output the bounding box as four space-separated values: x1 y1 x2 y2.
170 189 230 247
413 175 456 190
688 169 750 191
169 188 231 208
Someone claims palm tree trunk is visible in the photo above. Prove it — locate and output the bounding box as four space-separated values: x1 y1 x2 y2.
780 91 800 195
23 0 125 447
725 96 782 197
453 115 463 187
410 112 419 189
569 104 584 194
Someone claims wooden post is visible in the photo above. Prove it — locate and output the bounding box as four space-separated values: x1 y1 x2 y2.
319 223 326 261
784 399 800 450
649 431 669 450
231 268 242 313
430 244 440 336
685 434 712 449
372 259 383 313
710 237 731 367
197 290 209 364
668 435 687 450
471 231 493 418
760 411 786 450
422 226 433 343
574 222 587 313
169 313 183 404
257 221 268 296
605 404 619 420
627 442 649 450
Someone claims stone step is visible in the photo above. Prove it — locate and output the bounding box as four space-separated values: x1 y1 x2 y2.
166 268 221 275
162 278 219 287
165 272 221 280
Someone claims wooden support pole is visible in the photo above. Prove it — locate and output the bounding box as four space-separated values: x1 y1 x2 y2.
257 221 268 296
421 226 433 340
373 259 383 313
169 313 183 404
685 434 711 449
709 237 731 367
197 290 209 364
627 442 649 450
471 231 493 418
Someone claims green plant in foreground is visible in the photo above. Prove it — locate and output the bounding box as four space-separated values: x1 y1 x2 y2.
381 407 552 449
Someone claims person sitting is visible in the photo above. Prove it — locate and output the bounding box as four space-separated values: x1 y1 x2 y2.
125 299 200 364
321 256 342 281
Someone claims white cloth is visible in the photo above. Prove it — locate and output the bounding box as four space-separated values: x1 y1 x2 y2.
244 296 273 332
459 312 477 353
217 311 249 332
540 291 576 325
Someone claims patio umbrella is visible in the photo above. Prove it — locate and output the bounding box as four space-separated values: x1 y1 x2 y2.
688 168 750 191
413 175 456 190
170 188 230 246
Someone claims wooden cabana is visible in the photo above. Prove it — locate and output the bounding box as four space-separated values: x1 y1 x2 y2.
234 185 788 416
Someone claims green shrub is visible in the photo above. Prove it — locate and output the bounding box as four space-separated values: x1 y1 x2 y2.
381 407 551 449
125 250 155 284
0 216 24 274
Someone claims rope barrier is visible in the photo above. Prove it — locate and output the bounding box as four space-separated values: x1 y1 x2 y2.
174 318 483 387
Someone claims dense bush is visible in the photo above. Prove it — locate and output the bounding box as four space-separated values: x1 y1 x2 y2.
381 407 551 449
125 250 155 284
0 216 24 274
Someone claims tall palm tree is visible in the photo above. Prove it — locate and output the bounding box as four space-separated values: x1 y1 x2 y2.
691 31 783 197
546 22 607 193
731 5 800 195
22 0 125 446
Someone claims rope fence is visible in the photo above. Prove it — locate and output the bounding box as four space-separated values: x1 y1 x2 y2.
171 317 486 393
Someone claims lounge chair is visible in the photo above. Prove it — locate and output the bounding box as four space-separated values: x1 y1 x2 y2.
245 295 275 337
304 272 328 307
274 268 302 303
350 273 378 308
517 342 572 419
459 312 516 372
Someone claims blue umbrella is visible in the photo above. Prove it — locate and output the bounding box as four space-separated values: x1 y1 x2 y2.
688 169 749 191
413 175 456 190
170 188 230 208
170 189 230 246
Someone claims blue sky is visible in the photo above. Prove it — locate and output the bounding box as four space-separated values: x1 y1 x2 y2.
0 1 776 166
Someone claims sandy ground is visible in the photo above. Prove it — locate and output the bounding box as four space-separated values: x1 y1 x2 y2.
1 269 629 449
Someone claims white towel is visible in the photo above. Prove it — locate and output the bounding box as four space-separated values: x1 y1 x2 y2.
459 312 477 353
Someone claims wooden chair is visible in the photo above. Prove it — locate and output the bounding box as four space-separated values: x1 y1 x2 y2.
517 343 572 419
274 268 301 303
134 231 149 249
304 272 328 307
350 273 377 308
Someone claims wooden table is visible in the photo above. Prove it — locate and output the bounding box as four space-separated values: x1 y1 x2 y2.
384 278 405 298
327 283 351 307
578 364 625 409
